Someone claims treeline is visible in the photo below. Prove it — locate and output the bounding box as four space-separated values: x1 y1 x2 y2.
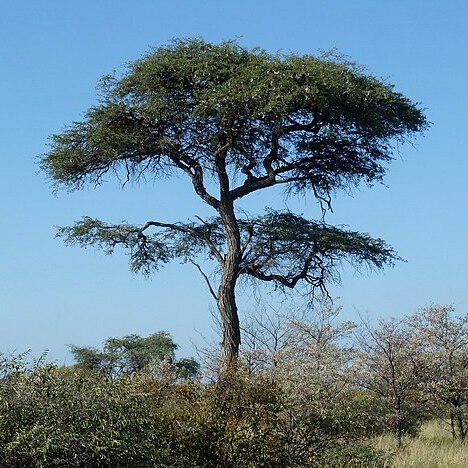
0 304 466 467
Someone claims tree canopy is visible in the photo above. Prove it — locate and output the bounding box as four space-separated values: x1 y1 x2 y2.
41 39 427 366
70 331 200 379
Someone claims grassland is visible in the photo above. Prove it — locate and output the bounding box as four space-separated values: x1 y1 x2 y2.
375 421 468 468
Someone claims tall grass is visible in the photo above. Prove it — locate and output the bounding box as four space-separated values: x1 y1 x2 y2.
375 420 468 468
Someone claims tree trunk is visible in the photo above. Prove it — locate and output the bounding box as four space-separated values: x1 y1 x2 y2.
394 411 403 449
217 264 241 367
217 202 242 370
456 414 466 442
395 398 403 449
450 412 456 440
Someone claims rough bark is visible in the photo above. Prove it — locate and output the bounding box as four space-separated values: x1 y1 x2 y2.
217 262 241 367
217 200 242 369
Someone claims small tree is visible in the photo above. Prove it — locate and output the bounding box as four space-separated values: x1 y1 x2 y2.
356 318 421 446
240 303 298 372
41 39 427 368
408 304 468 441
70 331 199 379
274 305 361 451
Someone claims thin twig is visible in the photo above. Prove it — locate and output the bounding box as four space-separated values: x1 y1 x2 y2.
191 261 218 301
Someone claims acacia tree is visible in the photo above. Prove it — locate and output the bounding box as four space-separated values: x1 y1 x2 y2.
41 39 427 367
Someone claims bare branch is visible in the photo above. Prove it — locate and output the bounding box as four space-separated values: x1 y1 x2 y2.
191 261 218 301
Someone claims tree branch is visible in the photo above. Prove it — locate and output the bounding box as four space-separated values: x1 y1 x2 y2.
191 261 218 301
241 250 322 289
230 117 326 200
166 144 220 209
140 220 224 266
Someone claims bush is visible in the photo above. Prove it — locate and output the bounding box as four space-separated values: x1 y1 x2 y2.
0 356 393 467
154 370 386 467
0 366 162 467
155 372 289 467
316 442 389 468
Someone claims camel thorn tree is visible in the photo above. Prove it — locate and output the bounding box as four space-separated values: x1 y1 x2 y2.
41 39 427 369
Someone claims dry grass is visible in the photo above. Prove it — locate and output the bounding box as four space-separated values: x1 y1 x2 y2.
375 420 468 468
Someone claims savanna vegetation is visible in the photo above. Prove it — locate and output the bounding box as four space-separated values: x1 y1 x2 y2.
0 303 466 467
19 39 465 466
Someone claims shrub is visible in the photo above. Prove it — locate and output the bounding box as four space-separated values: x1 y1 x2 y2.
0 366 162 467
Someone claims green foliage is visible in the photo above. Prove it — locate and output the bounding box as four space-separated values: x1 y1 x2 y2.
57 218 172 275
41 38 426 295
154 369 388 467
155 373 288 467
237 210 398 288
0 365 162 467
103 332 177 370
0 354 387 467
70 331 198 380
316 442 389 468
58 209 398 288
42 39 426 194
175 357 200 380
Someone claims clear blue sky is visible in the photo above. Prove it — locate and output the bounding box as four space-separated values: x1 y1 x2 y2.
1 0 467 362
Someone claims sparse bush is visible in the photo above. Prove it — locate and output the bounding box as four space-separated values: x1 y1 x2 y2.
407 304 468 441
355 318 423 446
